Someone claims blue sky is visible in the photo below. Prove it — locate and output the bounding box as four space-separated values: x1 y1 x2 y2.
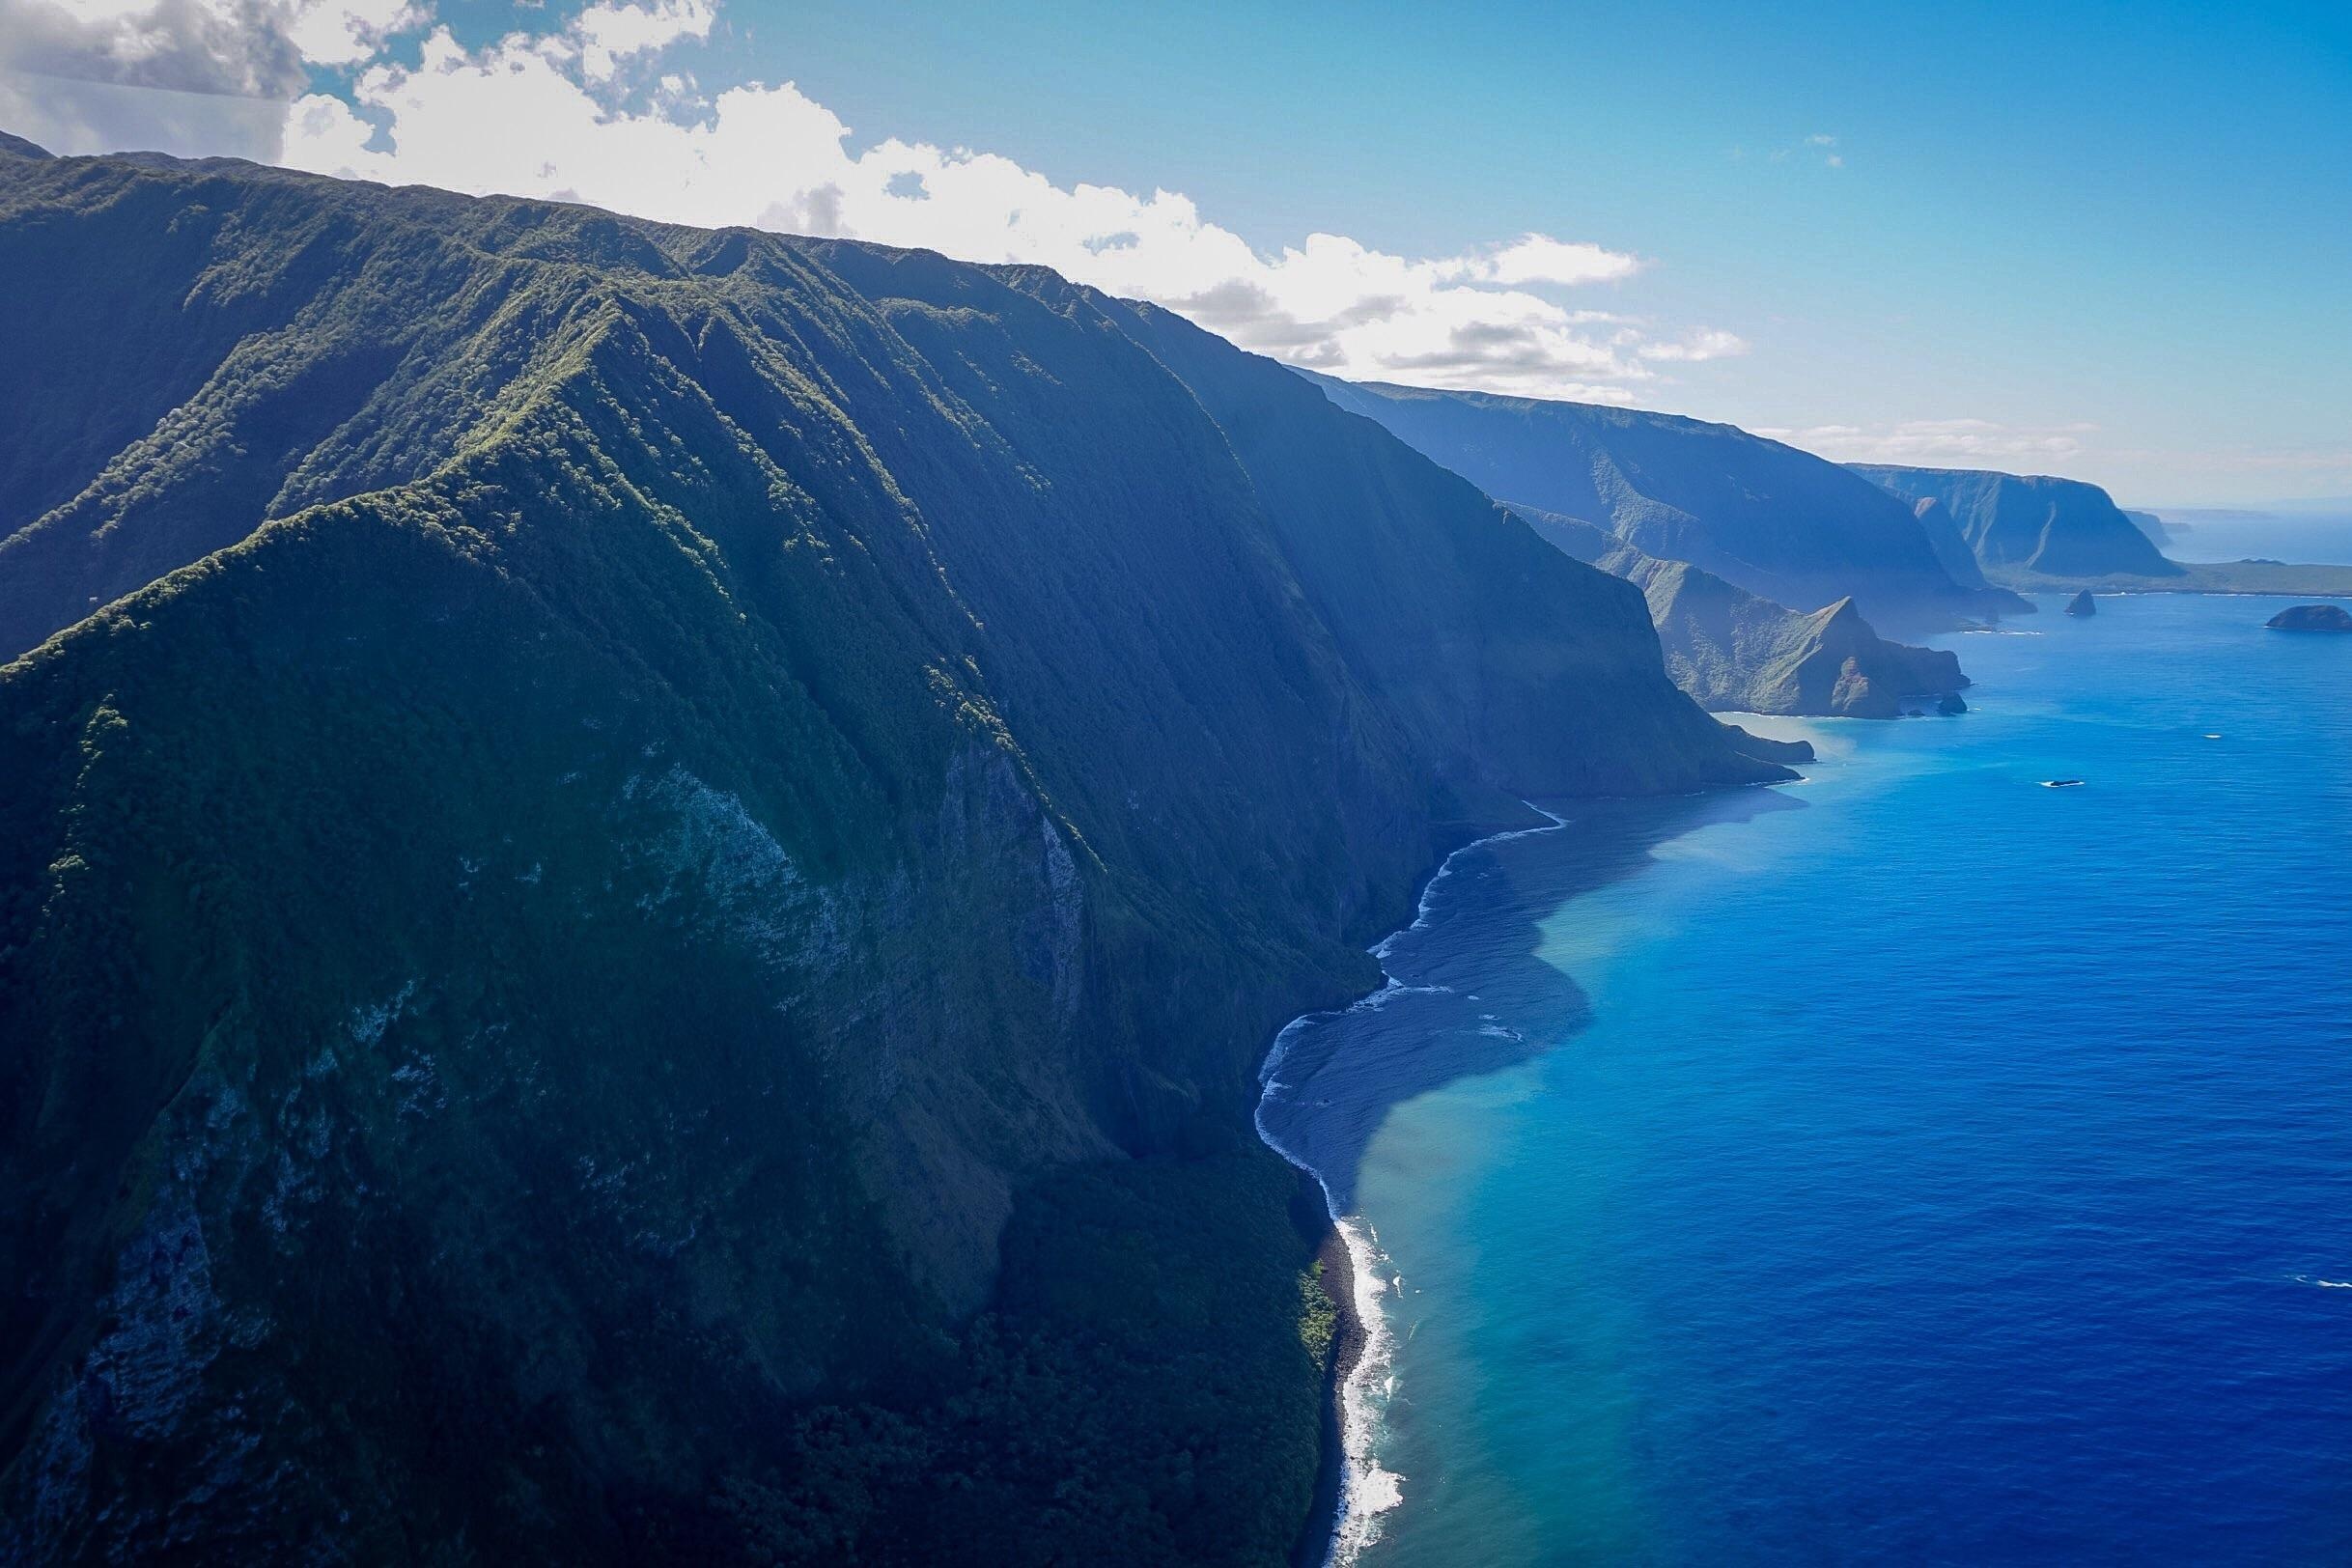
726 0 2352 505
4 0 2346 502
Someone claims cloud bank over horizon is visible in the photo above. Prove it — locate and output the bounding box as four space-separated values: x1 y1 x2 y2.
0 0 1754 401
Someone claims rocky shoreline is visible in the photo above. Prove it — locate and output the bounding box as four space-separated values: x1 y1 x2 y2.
1293 1209 1368 1567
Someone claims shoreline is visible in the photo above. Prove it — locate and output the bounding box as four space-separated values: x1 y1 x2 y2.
1292 1215 1365 1568
1997 574 2352 600
1260 802 1574 1568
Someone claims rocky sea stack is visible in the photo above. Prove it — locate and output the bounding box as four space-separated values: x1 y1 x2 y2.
2265 603 2352 631
2067 590 2097 616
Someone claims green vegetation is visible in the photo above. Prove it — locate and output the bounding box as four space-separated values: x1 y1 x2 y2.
672 1153 1335 1566
0 150 1773 1561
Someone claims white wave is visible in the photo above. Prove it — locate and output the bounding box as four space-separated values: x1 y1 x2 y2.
1369 804 1570 962
1328 1215 1407 1568
2290 1274 2352 1289
1254 800 1572 1567
1349 980 1452 1013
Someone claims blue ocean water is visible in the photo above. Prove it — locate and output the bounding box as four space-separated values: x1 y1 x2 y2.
1258 593 2352 1566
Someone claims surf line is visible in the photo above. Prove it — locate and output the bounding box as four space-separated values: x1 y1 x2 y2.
1254 800 1570 1568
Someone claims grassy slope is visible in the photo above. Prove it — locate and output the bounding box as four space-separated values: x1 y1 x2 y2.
0 154 1776 1561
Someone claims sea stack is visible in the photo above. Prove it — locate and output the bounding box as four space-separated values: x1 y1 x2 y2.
2066 589 2097 617
2265 603 2352 631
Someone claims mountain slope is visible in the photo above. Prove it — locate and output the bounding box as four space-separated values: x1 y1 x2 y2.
1519 507 1967 717
0 150 1778 1563
1850 463 2183 582
1302 373 2022 628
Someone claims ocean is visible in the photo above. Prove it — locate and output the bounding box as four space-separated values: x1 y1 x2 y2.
1257 592 2352 1566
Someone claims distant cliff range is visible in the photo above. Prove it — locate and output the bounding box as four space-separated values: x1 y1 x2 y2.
1853 467 2352 597
1512 506 1968 719
1302 374 2026 631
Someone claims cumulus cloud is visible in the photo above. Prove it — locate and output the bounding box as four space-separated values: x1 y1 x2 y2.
572 0 710 82
0 0 1750 399
1473 235 1641 288
1638 328 1749 363
0 0 430 155
1758 418 2095 465
288 0 434 70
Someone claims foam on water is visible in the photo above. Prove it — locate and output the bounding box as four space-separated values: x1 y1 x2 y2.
1292 594 2352 1567
1255 803 1573 1567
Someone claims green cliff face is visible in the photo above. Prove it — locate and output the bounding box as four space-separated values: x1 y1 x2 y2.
0 151 1779 1561
1514 506 1968 718
1849 464 2183 583
1300 373 2022 630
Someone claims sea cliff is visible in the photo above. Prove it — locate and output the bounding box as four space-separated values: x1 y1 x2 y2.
0 145 1779 1561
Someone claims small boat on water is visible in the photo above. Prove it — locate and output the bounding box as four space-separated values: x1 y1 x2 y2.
2042 778 2086 789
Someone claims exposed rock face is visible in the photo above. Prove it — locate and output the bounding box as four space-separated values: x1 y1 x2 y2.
2266 603 2352 631
1720 723 1817 765
1515 506 1969 718
1851 464 2183 582
2067 589 2098 616
1302 373 2022 628
1906 493 2007 597
0 150 1781 1560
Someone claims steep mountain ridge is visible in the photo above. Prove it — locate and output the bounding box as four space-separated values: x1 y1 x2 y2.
0 149 1778 1562
1302 373 2023 628
1518 506 1968 717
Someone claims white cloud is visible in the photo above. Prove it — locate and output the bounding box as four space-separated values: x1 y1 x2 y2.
1 0 297 156
0 0 300 96
270 20 1723 397
572 0 710 82
1758 418 2095 465
1475 234 1641 288
1638 328 1749 363
0 0 432 155
288 0 433 69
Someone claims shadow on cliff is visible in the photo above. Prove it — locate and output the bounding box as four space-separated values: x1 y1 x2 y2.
1258 784 1805 1213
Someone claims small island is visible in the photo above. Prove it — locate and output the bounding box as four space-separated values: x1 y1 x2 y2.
2066 589 2097 616
2266 603 2352 632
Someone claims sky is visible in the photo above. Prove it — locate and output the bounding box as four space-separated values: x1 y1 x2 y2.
2 0 2346 505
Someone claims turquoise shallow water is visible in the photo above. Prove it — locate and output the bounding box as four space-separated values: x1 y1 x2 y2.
1258 593 2352 1566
